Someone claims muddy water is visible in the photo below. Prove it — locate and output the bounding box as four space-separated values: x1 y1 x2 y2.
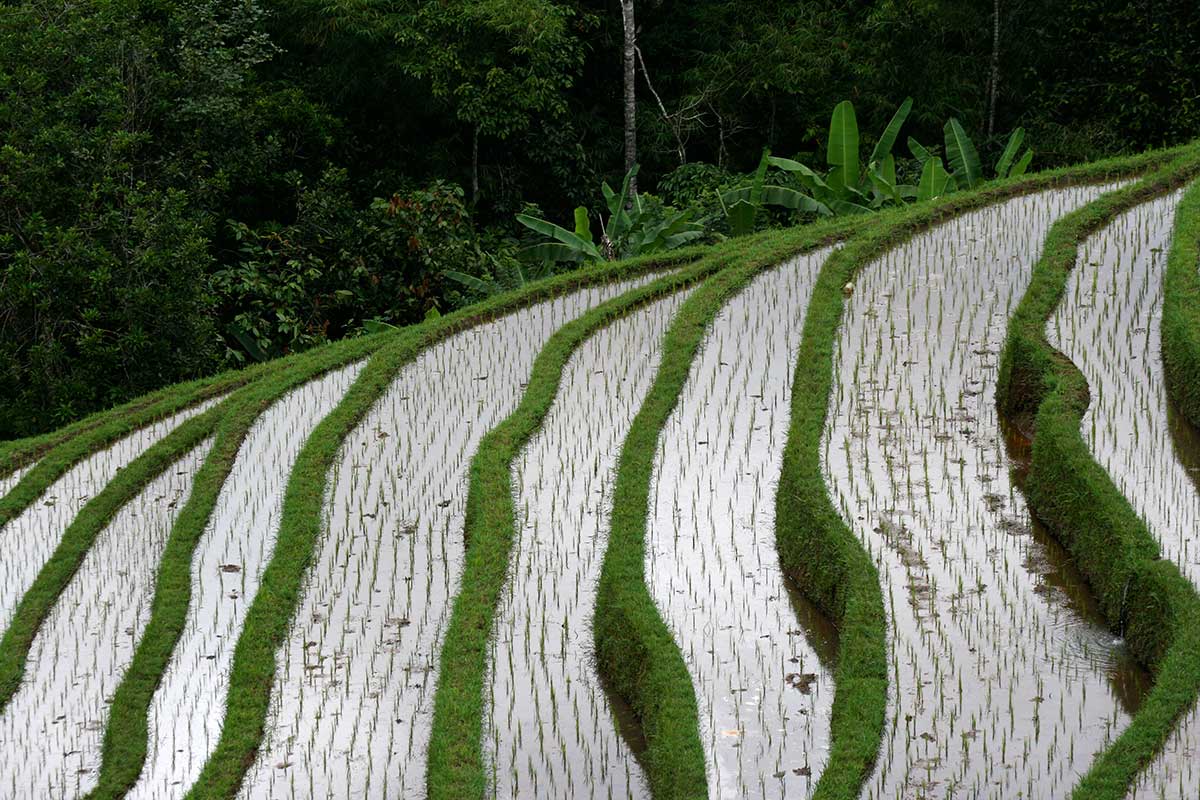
237 276 657 800
0 400 219 637
1042 190 1200 799
645 249 835 799
128 364 363 800
484 289 691 800
823 185 1139 799
0 440 211 798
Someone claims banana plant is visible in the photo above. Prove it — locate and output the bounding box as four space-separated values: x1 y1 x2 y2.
768 97 916 215
910 120 1034 192
444 254 555 297
516 165 704 262
719 149 832 236
995 127 1034 179
944 117 983 189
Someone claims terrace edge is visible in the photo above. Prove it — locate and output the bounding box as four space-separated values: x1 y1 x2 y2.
996 149 1200 799
178 247 711 798
1163 176 1200 428
592 218 865 800
775 145 1194 800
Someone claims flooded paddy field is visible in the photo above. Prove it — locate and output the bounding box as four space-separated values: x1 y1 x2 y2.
645 249 835 799
0 441 211 797
484 289 689 800
129 363 363 799
0 400 219 636
822 186 1143 798
1044 190 1200 799
0 464 34 499
238 278 653 799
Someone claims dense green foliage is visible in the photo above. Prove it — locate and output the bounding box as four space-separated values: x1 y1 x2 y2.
2 0 1197 435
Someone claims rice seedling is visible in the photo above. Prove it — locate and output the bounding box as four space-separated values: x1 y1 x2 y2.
127 364 364 799
484 289 690 800
822 185 1141 798
237 277 653 799
642 248 837 799
0 401 219 637
1044 189 1200 798
0 440 211 797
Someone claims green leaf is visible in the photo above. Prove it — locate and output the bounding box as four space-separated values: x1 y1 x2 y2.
363 318 401 335
230 328 272 363
727 199 757 237
1010 148 1034 177
768 156 832 194
829 199 874 216
518 242 585 264
908 136 933 164
917 157 951 202
760 186 832 216
994 127 1025 179
443 270 498 295
604 164 639 243
750 149 771 207
424 307 441 321
943 118 982 189
827 101 860 189
662 230 706 249
515 214 602 260
867 160 901 206
573 207 592 243
870 96 913 165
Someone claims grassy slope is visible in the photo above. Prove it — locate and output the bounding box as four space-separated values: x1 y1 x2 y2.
1163 177 1200 428
996 148 1200 798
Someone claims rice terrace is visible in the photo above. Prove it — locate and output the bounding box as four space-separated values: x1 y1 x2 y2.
2 2 1200 798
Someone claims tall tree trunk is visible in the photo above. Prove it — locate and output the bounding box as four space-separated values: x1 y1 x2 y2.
471 124 480 206
987 0 1001 138
619 0 637 192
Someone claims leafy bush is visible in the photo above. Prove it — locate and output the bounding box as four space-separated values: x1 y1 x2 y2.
212 172 483 361
0 188 219 438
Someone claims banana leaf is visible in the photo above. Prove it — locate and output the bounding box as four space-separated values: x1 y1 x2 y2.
994 128 1025 178
870 97 913 165
827 100 860 190
908 136 933 164
1010 149 1034 177
516 214 603 261
943 118 982 189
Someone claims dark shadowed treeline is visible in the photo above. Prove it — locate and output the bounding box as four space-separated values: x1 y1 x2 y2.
1 0 1196 436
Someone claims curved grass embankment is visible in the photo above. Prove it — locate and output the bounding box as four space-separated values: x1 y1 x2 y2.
775 146 1195 800
594 220 865 800
996 148 1200 799
0 359 293 529
423 258 749 800
86 333 384 798
1163 176 1200 429
0 404 224 710
178 247 710 799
